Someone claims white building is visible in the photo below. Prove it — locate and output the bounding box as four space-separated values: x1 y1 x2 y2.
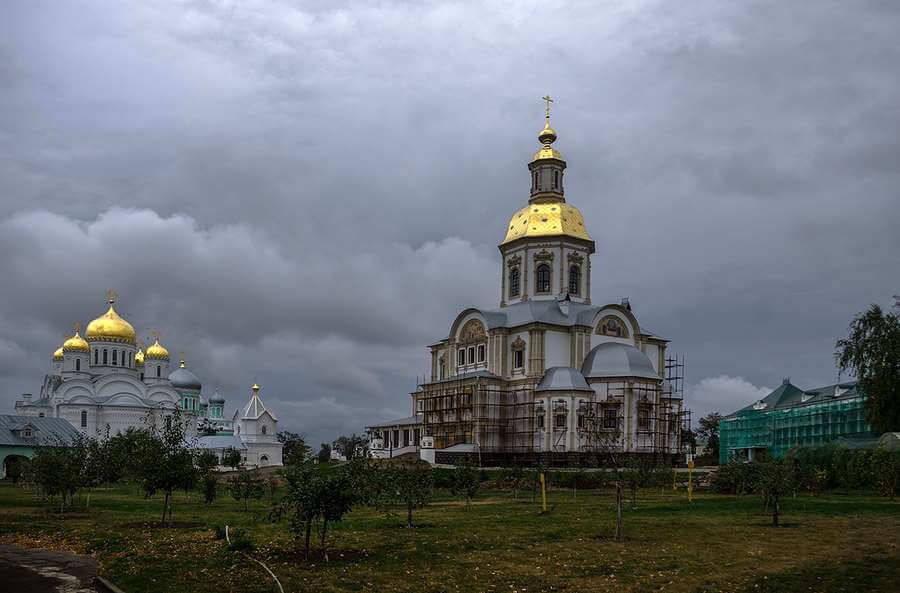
196 384 283 469
368 103 690 466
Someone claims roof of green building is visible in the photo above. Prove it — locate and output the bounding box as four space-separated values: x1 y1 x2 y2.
726 380 860 418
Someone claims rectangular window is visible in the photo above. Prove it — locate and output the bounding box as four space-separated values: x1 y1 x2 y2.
577 415 585 429
537 414 545 429
638 407 650 430
94 349 98 364
112 350 117 365
392 430 399 448
457 349 465 366
467 346 475 364
603 408 618 429
103 349 108 365
477 344 485 363
417 399 423 412
403 429 410 447
414 428 421 445
555 414 567 429
513 349 524 369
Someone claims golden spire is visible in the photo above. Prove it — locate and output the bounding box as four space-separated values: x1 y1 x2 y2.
106 289 118 305
538 94 557 145
179 351 186 368
251 382 260 393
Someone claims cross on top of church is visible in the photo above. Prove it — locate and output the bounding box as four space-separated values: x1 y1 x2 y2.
72 322 81 334
542 94 553 120
105 289 118 304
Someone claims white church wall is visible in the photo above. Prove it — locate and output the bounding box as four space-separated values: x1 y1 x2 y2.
544 329 570 369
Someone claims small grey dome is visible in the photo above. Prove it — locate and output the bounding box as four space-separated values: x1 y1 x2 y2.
536 367 592 392
168 366 202 391
581 342 659 380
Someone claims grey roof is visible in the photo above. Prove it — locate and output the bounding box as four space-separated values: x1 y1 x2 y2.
581 342 660 380
420 369 500 386
0 415 82 446
535 367 592 392
728 380 860 417
169 366 202 391
195 435 246 450
366 414 423 429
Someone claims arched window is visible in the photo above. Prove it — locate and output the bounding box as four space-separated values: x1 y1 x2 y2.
75 359 81 372
80 410 87 428
156 365 161 378
457 349 465 366
509 267 520 297
260 455 269 465
467 346 475 364
553 170 559 189
103 349 108 365
261 425 267 435
535 264 551 293
39 412 45 418
112 349 117 366
94 349 98 365
439 358 446 380
568 265 581 295
140 372 144 381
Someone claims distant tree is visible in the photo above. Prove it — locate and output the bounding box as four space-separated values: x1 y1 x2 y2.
450 457 480 510
277 430 311 465
29 434 89 512
836 304 900 433
198 419 218 436
505 465 526 500
377 461 434 527
332 434 368 461
696 412 722 463
317 443 332 464
754 460 796 527
196 451 219 504
222 447 243 470
134 411 197 523
229 468 265 511
584 406 626 541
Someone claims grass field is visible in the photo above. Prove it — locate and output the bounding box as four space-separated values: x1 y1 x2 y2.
1 480 898 593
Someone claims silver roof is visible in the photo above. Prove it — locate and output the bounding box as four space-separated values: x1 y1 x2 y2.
169 367 202 391
581 342 660 380
195 435 246 450
0 415 82 446
366 414 423 429
535 367 592 392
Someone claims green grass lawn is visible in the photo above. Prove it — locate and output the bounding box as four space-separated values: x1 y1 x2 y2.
1 481 898 593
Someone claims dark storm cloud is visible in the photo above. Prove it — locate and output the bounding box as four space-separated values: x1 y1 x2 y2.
1 0 898 443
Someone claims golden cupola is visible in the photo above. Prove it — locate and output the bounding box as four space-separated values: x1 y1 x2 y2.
53 347 64 361
62 330 90 353
85 291 136 343
135 348 145 366
144 337 170 361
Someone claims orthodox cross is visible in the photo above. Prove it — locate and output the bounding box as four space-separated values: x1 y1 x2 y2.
105 289 118 304
72 322 81 334
151 329 160 343
542 94 553 119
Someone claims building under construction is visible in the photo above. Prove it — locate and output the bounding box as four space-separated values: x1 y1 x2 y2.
719 379 873 463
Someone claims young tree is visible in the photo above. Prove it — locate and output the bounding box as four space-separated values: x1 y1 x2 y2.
505 465 526 500
450 458 480 510
277 430 311 465
332 434 368 461
836 303 900 433
196 451 219 504
229 468 265 511
584 406 625 541
134 411 198 523
317 443 332 464
380 461 434 527
755 460 796 527
29 434 89 512
222 447 243 470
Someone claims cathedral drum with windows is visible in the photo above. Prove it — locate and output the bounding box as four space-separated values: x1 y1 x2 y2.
368 100 690 465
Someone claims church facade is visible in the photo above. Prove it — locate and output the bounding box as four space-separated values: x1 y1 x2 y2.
369 104 690 466
13 293 282 468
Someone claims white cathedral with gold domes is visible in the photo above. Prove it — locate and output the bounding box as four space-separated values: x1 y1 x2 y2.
367 100 690 466
13 291 283 467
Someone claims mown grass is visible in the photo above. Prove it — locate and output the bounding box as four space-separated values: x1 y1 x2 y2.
0 481 898 593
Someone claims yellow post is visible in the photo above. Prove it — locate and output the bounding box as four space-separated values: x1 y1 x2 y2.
539 472 547 512
687 460 694 502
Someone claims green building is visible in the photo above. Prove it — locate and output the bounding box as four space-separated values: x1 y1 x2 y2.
719 379 874 464
1 414 81 480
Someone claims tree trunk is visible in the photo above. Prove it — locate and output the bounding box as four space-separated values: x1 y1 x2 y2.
162 492 169 523
304 519 312 560
773 494 780 527
407 499 414 528
320 520 329 562
615 483 623 542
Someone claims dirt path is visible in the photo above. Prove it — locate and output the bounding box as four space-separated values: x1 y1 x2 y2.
0 544 98 593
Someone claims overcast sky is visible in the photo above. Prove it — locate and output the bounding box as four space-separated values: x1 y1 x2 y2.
1 1 898 446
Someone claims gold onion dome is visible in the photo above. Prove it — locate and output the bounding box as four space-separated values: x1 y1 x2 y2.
85 293 136 343
135 348 145 366
53 347 64 361
62 331 90 353
144 338 170 360
502 202 592 244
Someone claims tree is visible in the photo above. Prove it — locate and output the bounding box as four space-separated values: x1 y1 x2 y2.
332 434 368 461
134 411 197 523
378 461 434 527
277 430 311 465
198 419 218 436
505 465 526 500
29 434 89 512
317 443 332 464
229 468 265 511
196 451 219 504
222 447 243 470
695 412 722 463
755 460 796 527
836 303 900 433
450 457 480 510
584 406 625 541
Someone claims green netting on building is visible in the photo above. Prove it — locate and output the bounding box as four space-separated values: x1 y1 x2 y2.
719 381 872 463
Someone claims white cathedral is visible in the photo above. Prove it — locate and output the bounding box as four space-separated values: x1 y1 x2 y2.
13 293 282 468
368 101 690 466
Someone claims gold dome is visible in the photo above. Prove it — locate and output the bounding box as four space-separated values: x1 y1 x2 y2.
135 348 145 366
62 331 90 353
53 347 64 361
145 338 169 360
502 202 592 245
532 145 564 162
85 301 136 343
538 120 557 146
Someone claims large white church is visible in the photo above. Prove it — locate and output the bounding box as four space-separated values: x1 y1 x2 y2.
368 102 691 466
13 292 282 468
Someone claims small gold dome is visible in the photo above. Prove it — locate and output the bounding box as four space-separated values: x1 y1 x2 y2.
53 347 64 361
502 202 592 245
145 338 169 360
86 303 136 343
538 120 557 145
62 331 90 353
135 348 145 366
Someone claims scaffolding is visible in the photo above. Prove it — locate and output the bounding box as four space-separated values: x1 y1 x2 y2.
720 394 872 463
